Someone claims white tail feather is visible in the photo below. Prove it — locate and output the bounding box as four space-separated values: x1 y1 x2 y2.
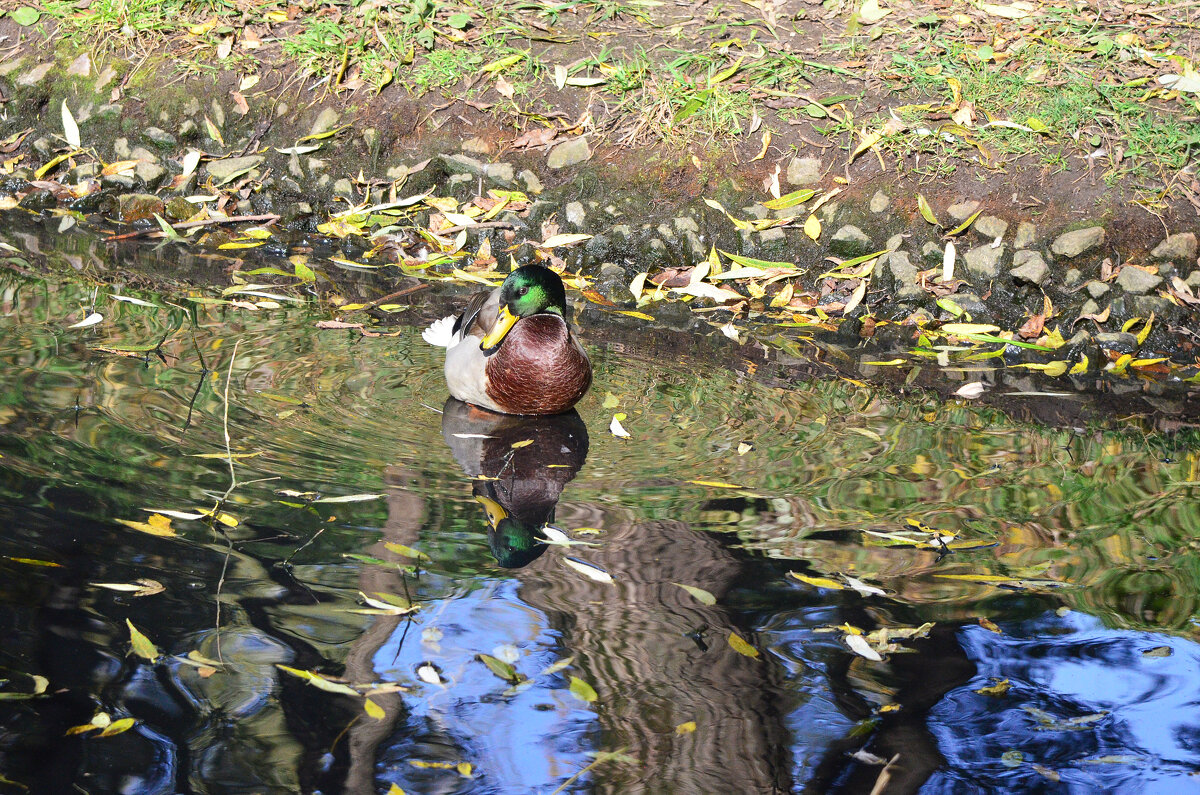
422 315 457 347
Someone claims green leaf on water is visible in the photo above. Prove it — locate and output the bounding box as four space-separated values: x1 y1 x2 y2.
477 654 524 683
672 582 716 605
569 675 598 703
126 619 159 663
384 542 432 561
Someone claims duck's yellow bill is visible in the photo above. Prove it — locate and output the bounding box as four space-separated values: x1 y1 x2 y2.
474 495 508 529
480 306 518 351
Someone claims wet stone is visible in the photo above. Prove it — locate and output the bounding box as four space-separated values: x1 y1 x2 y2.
964 244 1004 280
611 224 632 239
361 128 379 152
282 202 313 223
948 200 980 222
461 136 492 155
674 216 699 234
288 154 304 179
441 153 484 176
1188 271 1200 288
71 163 99 180
309 107 339 137
143 127 177 148
1133 295 1171 317
32 137 53 156
975 215 1008 239
743 205 769 220
136 162 167 187
1065 268 1083 287
485 162 515 186
0 59 24 77
1080 299 1100 317
1010 250 1048 285
1150 232 1197 263
565 201 586 227
1051 226 1105 258
206 155 264 182
869 190 890 213
16 62 54 86
546 138 591 169
1085 280 1111 299
952 291 991 319
1014 221 1036 249
786 156 823 186
332 178 354 197
118 194 165 223
886 251 922 301
885 233 903 251
67 54 92 78
1095 332 1138 354
165 197 194 220
1115 266 1163 295
518 169 543 194
757 227 786 244
178 119 196 137
921 241 943 265
183 97 201 117
830 224 871 257
102 174 136 189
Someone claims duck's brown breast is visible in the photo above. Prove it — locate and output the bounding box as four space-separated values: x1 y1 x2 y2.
485 315 591 415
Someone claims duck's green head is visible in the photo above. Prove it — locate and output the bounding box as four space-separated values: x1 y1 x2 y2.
480 265 568 351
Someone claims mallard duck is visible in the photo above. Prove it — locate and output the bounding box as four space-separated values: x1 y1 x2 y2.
441 398 589 568
422 265 592 415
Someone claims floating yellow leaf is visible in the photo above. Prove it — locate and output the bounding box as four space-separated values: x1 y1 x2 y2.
126 619 159 663
1068 355 1088 375
1014 361 1068 376
569 675 598 702
728 631 760 659
789 572 845 590
364 699 385 720
115 514 176 537
676 721 697 734
687 479 743 488
672 582 717 605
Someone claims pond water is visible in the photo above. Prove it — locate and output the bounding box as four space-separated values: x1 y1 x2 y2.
0 223 1199 794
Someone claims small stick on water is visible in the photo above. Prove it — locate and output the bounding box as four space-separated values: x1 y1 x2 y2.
213 339 242 662
105 214 281 242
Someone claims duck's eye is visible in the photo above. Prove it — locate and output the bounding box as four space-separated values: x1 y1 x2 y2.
518 286 529 296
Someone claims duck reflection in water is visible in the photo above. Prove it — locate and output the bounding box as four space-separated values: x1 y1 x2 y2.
440 397 589 568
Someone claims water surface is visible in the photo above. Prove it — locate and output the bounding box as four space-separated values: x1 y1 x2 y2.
0 225 1198 793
